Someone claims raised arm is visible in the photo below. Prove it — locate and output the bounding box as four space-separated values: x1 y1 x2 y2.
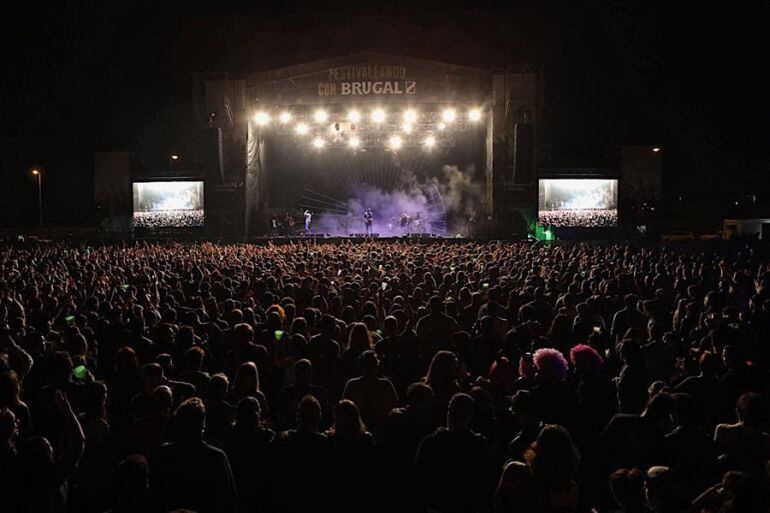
53 390 85 482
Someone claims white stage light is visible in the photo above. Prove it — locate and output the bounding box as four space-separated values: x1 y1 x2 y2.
388 135 402 150
403 109 418 123
437 122 447 131
371 108 386 123
254 111 270 126
312 136 325 149
402 123 413 133
347 110 361 123
468 108 482 122
279 111 292 123
295 122 309 135
313 110 328 123
442 108 457 123
348 136 360 148
423 135 436 148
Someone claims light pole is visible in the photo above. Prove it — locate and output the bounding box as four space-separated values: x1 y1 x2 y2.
170 154 179 173
32 169 42 230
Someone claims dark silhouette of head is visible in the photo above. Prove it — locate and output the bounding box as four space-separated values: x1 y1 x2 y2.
447 393 475 430
174 397 206 442
297 395 322 433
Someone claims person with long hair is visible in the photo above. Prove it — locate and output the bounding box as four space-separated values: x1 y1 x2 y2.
340 322 372 384
423 350 461 423
326 400 375 512
495 424 583 513
608 468 649 513
228 361 269 421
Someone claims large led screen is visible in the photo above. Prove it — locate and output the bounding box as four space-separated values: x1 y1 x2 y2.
538 179 618 228
132 181 204 228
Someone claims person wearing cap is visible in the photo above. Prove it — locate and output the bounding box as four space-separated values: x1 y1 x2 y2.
507 390 543 461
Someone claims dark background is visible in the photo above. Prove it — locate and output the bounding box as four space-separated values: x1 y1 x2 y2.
2 0 769 227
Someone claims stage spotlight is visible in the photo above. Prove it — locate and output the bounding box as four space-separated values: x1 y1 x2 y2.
347 110 361 123
295 122 309 135
403 109 418 123
468 108 482 122
652 147 661 153
388 135 402 150
441 108 457 123
423 135 436 148
254 111 271 126
312 136 325 149
348 136 360 148
279 111 292 123
437 122 447 131
313 109 328 123
402 123 413 133
371 108 386 123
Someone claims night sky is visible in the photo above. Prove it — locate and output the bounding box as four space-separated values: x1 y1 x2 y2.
2 1 769 226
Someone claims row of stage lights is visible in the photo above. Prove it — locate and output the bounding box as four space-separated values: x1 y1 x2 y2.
304 133 437 150
252 107 483 150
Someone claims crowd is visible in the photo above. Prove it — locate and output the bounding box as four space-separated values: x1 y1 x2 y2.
133 210 205 229
539 208 618 228
1 239 769 513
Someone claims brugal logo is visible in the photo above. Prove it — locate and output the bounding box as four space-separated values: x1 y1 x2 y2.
318 65 416 96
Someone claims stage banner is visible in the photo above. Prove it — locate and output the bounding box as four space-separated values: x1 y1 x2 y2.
250 52 490 105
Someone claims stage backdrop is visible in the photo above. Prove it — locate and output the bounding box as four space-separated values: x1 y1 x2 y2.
197 52 540 238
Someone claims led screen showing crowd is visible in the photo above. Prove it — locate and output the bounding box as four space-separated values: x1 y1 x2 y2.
132 181 205 228
538 179 618 228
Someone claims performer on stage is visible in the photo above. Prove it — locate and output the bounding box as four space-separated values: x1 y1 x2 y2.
465 210 477 238
413 212 423 233
304 209 313 234
363 208 374 236
400 212 411 234
285 211 295 236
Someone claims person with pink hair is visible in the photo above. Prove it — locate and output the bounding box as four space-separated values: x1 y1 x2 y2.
533 348 569 383
570 344 604 375
570 344 617 453
530 348 577 429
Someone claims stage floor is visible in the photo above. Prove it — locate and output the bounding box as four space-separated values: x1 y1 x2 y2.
249 234 464 244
